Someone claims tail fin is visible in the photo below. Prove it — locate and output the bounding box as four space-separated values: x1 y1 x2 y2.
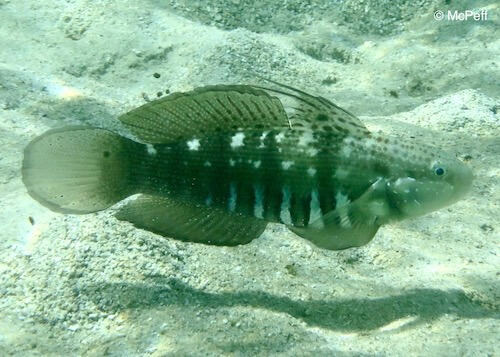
22 126 144 214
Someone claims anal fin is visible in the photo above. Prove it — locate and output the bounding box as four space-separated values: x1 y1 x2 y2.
115 195 268 246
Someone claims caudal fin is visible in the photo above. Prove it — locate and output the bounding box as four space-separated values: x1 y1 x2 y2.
22 126 144 214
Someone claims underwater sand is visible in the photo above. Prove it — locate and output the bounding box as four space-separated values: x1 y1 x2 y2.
0 0 498 355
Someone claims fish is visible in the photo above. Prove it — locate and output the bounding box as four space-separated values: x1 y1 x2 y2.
21 81 473 250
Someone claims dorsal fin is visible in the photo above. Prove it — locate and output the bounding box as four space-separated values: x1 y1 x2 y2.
251 78 369 135
118 85 290 144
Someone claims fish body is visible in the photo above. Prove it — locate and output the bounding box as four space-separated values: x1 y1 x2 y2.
22 83 473 250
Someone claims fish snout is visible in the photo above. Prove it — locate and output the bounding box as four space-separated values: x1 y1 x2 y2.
450 162 473 201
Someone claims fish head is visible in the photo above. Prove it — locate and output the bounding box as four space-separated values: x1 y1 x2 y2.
387 148 473 219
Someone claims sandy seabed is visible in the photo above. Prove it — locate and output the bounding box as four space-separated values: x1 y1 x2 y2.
0 1 498 356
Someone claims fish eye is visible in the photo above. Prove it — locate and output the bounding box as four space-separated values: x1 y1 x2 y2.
435 167 445 176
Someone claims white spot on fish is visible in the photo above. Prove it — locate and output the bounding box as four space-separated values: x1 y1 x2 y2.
146 144 157 155
229 159 236 167
205 194 213 206
259 131 269 149
204 161 212 167
363 138 377 149
429 160 439 170
344 136 355 145
230 132 245 148
298 131 315 146
335 191 350 208
340 136 357 158
334 168 350 180
187 138 200 151
307 167 317 177
275 132 285 143
282 161 294 170
307 148 318 157
253 160 262 169
228 183 237 212
395 177 416 188
280 186 292 225
341 145 352 158
254 184 264 219
309 189 323 226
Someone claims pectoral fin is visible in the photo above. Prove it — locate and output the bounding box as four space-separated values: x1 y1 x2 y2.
289 179 390 250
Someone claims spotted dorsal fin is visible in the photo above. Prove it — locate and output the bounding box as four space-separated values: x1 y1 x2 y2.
251 78 369 135
119 85 290 144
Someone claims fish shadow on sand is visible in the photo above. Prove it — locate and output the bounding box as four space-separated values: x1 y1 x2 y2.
82 278 498 332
